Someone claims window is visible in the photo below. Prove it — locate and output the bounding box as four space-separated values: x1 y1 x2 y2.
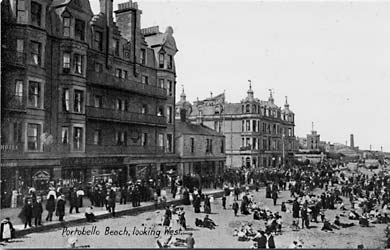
221 139 224 153
242 120 245 132
30 41 41 65
167 106 173 123
141 133 147 146
190 138 195 153
63 17 71 37
157 106 164 116
28 81 41 108
123 47 130 59
122 70 128 79
246 120 250 131
288 128 292 137
16 0 26 23
116 99 127 111
253 138 258 150
62 89 70 111
27 123 40 150
74 54 83 74
140 49 146 64
253 105 257 113
141 104 147 114
206 139 213 153
158 134 164 149
16 39 24 53
167 55 173 69
252 120 257 132
74 90 83 113
31 2 41 27
73 127 83 150
159 53 165 68
241 138 245 147
61 127 69 144
245 104 250 113
141 75 149 85
94 31 103 51
75 19 85 41
116 131 127 145
12 122 22 144
15 80 23 103
159 79 165 89
115 68 122 78
113 39 119 56
167 80 173 96
93 130 102 145
95 62 103 73
166 134 173 153
94 95 102 108
63 52 70 71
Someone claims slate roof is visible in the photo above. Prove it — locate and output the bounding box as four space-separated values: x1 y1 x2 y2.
175 120 224 137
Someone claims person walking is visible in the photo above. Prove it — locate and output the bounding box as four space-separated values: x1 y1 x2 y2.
69 188 79 214
45 194 56 221
19 199 33 228
107 189 116 217
56 195 66 221
272 190 278 206
32 196 43 226
232 199 239 217
222 195 227 209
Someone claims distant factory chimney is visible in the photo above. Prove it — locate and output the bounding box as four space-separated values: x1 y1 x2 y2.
350 134 354 148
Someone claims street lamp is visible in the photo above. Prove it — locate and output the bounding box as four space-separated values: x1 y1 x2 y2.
282 133 285 168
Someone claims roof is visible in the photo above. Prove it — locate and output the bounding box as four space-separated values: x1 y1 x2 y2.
51 0 71 8
144 33 165 47
175 120 224 137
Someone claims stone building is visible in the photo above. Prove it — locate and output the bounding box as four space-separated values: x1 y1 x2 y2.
188 83 297 169
175 88 226 188
1 0 179 205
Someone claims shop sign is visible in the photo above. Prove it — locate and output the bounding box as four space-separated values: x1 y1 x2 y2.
62 157 124 166
32 170 50 181
1 144 19 151
0 161 17 167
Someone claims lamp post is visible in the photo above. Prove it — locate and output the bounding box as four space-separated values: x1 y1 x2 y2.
282 133 285 168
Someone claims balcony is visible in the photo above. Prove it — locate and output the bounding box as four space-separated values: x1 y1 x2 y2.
2 50 26 67
86 144 165 155
86 106 167 127
87 71 167 99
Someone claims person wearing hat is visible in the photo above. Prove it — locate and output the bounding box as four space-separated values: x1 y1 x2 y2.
19 198 33 228
185 232 195 248
0 217 15 242
32 196 43 226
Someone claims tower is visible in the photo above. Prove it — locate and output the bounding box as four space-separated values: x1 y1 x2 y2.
350 134 355 148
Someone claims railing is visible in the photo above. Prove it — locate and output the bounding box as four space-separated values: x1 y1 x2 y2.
87 71 167 98
86 106 167 126
2 50 26 66
86 144 165 155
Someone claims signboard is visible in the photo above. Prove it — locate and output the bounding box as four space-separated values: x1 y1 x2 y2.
62 157 124 166
32 170 50 181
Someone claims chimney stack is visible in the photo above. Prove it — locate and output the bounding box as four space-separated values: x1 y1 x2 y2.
350 134 354 148
100 0 114 25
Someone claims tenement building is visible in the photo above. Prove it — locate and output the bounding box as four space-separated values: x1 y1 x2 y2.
175 88 226 188
1 0 178 206
188 83 297 169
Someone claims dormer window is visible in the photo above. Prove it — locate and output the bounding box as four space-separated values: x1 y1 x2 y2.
31 2 42 27
63 17 71 37
159 53 165 68
75 19 85 41
167 55 173 69
245 104 250 113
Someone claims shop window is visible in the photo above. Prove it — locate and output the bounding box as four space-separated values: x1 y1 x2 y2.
140 49 146 65
63 52 70 72
27 123 40 151
28 81 41 108
93 130 102 145
166 134 173 153
73 54 83 74
94 31 103 51
63 17 71 37
73 127 83 151
75 19 85 41
141 133 148 146
31 1 42 27
62 88 70 111
74 90 83 113
61 127 69 144
30 41 41 66
159 53 164 68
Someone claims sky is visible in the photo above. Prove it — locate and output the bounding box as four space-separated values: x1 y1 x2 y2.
90 0 390 152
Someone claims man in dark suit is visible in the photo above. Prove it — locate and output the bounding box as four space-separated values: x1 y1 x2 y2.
255 229 275 249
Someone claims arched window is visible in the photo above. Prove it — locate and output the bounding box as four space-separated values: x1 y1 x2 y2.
245 104 250 113
252 104 257 113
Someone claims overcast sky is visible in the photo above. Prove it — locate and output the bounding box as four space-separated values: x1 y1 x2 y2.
90 0 390 152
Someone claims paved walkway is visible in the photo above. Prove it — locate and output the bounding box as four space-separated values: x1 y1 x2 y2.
0 187 229 237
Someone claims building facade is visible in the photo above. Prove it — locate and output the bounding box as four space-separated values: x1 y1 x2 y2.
175 90 226 188
188 83 297 169
1 0 179 206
